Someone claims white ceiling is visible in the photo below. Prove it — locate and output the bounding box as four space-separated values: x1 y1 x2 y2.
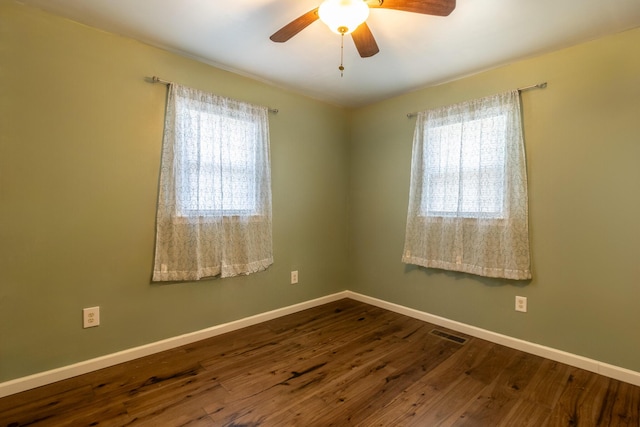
18 0 640 107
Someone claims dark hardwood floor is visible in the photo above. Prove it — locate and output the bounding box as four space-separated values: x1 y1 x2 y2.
1 299 639 426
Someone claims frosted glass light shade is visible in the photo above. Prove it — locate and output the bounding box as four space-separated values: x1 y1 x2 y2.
318 0 370 34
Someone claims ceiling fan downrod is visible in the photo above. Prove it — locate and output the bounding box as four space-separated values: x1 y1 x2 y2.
339 27 346 77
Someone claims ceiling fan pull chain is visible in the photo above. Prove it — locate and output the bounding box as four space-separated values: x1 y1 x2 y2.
339 32 345 77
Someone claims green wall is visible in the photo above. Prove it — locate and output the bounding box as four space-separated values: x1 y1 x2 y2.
0 0 349 382
349 27 640 371
2 0 640 384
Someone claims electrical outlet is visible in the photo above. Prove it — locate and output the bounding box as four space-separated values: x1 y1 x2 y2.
291 270 299 284
83 306 100 328
515 296 527 313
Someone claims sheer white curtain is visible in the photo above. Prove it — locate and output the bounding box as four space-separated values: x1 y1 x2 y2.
402 90 531 280
153 83 273 281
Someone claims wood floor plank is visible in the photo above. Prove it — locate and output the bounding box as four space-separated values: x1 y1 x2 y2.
49 401 132 427
1 298 639 426
210 311 447 424
521 358 575 409
258 395 332 427
407 374 489 426
183 300 371 372
199 302 392 376
205 313 415 423
204 311 405 396
448 352 545 426
123 369 223 419
594 380 640 426
547 366 611 426
0 374 91 415
316 332 466 425
357 338 495 426
125 403 216 426
0 385 96 426
496 398 552 427
76 347 195 400
367 338 509 426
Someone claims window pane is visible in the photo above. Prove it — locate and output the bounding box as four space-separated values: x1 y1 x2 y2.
422 114 506 218
176 109 261 216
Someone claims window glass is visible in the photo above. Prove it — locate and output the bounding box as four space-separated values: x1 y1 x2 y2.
176 109 260 216
421 114 506 218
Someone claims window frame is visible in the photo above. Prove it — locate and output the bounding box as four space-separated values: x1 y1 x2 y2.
418 107 509 220
173 103 266 219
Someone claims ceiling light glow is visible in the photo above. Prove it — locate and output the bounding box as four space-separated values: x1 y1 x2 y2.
318 0 370 34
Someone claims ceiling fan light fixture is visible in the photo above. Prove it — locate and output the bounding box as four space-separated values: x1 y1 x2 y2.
318 0 370 35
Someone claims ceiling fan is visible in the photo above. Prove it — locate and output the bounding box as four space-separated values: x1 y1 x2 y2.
270 0 456 59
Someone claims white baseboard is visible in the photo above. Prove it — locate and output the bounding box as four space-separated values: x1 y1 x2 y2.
2 290 639 398
0 291 350 398
345 291 640 387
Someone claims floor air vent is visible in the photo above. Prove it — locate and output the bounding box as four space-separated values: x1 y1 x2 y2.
430 329 468 344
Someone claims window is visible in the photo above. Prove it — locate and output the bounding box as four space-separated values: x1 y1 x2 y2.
403 91 531 280
176 108 262 217
153 84 273 281
421 112 507 218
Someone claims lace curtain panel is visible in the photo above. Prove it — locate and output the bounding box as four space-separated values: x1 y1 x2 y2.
153 83 273 281
402 90 531 280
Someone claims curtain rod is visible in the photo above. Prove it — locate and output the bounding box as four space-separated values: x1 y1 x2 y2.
147 76 279 114
406 82 547 118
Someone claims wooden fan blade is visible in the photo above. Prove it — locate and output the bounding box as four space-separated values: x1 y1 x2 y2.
270 8 319 42
370 0 455 16
351 22 379 58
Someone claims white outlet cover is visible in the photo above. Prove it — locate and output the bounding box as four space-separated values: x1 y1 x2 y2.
515 296 527 313
83 306 100 328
